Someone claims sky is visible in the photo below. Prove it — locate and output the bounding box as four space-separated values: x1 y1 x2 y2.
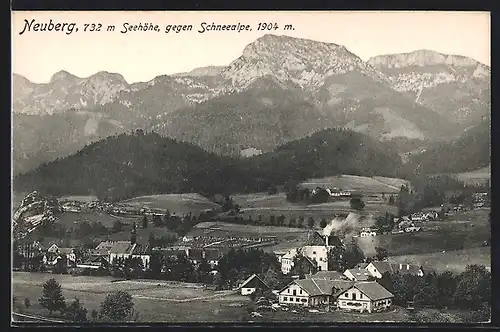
12 11 490 84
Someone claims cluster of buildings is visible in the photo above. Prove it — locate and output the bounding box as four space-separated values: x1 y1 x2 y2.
238 259 423 314
276 231 343 274
472 192 489 209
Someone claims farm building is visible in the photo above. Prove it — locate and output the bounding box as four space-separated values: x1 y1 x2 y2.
77 256 108 270
337 281 394 313
366 261 424 279
278 279 354 307
343 268 372 281
108 233 151 270
239 274 270 296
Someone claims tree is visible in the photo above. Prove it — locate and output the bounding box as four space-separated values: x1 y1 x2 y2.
327 247 346 272
24 297 31 309
311 188 330 203
343 238 365 269
267 186 278 195
288 218 296 228
375 247 388 261
307 217 315 229
453 265 491 309
148 232 155 249
350 197 365 211
277 214 286 227
142 215 149 228
39 278 66 316
388 195 395 205
263 267 280 290
112 220 124 233
297 216 305 228
196 258 212 283
269 215 276 226
98 291 134 321
64 298 88 322
153 214 163 227
319 218 327 229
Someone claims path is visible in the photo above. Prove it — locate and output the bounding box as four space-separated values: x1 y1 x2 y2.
12 312 66 323
132 290 236 303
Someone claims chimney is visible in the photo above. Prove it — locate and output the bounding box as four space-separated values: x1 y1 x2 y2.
399 264 402 270
325 235 329 247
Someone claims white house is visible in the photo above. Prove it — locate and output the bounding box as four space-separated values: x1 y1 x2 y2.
280 248 298 274
337 281 394 313
279 231 343 274
239 274 270 296
366 261 424 279
109 242 151 270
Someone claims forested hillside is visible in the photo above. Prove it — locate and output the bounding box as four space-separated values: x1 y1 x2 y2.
13 129 404 200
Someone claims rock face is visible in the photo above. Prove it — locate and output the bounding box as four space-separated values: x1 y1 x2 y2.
13 71 130 115
368 50 491 125
13 191 59 240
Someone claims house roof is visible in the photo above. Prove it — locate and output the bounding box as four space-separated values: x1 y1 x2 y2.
96 240 129 251
131 244 151 255
57 247 74 255
294 278 354 297
240 274 269 290
370 261 423 275
353 281 394 301
307 271 346 280
303 231 327 246
345 268 371 281
108 242 133 254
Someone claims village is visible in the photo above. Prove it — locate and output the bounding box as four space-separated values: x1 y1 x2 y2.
12 182 491 322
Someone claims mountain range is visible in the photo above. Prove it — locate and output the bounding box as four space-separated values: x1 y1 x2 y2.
13 34 491 176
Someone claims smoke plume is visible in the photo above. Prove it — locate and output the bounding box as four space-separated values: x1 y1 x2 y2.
355 214 380 258
323 212 360 238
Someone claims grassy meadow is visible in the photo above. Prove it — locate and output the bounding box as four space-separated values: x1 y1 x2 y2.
121 194 221 214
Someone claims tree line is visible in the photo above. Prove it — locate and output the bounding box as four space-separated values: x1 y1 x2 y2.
378 264 491 311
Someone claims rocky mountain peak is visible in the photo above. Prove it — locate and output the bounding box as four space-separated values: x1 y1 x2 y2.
225 34 388 90
90 71 128 84
368 49 484 69
49 70 78 83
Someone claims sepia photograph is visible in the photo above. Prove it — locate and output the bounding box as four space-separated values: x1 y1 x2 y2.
11 10 491 325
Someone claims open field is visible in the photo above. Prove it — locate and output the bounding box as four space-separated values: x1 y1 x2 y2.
12 272 251 322
58 195 98 202
389 247 491 274
57 211 137 229
234 193 398 223
192 222 308 241
453 165 490 185
300 174 407 193
121 193 221 214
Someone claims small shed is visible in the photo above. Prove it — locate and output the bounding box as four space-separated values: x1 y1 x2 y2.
239 274 270 296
